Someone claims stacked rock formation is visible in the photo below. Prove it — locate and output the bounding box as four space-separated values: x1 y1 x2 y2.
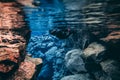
81 0 120 72
83 0 120 45
0 1 36 80
61 0 120 80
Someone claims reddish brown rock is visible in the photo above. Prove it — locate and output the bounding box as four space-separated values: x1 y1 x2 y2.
11 56 42 80
0 2 26 29
0 1 30 79
17 0 36 7
13 61 36 80
0 0 42 80
101 30 120 43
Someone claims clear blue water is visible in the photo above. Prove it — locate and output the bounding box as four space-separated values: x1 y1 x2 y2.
25 0 85 80
25 1 68 80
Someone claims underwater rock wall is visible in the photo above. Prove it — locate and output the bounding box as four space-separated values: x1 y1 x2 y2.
83 0 120 45
0 1 29 78
61 0 120 80
0 1 42 80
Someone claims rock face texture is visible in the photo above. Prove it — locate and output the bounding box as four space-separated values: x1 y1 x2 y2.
0 1 31 80
10 55 42 80
65 49 86 74
83 42 106 63
83 1 120 79
61 74 92 80
83 0 120 45
60 0 120 80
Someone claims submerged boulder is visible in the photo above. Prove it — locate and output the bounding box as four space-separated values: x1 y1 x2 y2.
61 74 92 80
83 42 112 80
100 60 120 80
65 49 86 74
11 55 42 80
83 42 106 63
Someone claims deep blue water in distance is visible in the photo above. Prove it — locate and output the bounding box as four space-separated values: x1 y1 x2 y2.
25 2 68 80
25 0 85 79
